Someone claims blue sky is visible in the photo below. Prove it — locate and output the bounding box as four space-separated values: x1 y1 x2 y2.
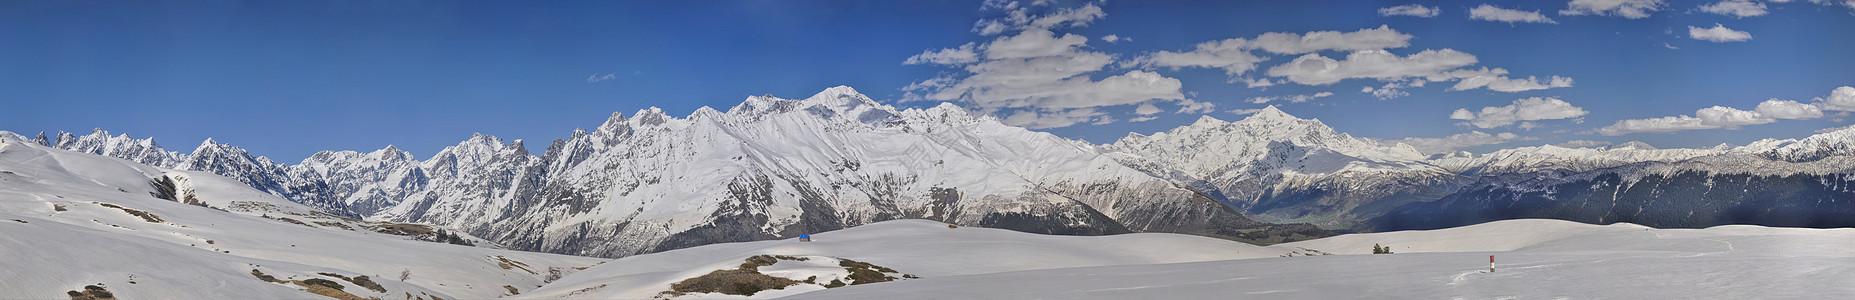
5 0 1854 161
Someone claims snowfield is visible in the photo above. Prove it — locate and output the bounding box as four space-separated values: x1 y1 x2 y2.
0 134 605 299
520 219 1287 299
524 217 1855 299
795 219 1855 299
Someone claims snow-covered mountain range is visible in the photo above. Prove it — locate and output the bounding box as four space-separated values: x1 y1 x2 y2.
15 86 1328 258
20 85 1855 258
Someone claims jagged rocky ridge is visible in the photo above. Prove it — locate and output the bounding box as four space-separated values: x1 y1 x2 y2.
28 87 1328 258
1105 107 1855 232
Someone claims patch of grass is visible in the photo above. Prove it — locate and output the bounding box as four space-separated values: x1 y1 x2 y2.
838 259 905 285
273 217 312 227
66 285 115 300
313 221 353 230
96 202 163 223
740 255 779 271
348 276 386 293
667 269 799 297
372 223 435 236
53 204 67 211
292 279 378 300
252 269 286 283
502 285 520 295
10 219 24 223
491 256 538 274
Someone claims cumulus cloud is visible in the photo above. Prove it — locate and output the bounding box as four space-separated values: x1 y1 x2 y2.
1130 39 1269 77
1470 5 1559 24
1380 4 1442 17
1128 25 1411 78
1249 25 1413 54
1389 131 1532 154
1689 24 1753 43
1444 67 1575 92
1561 0 1665 18
1451 97 1590 128
973 2 1104 35
1818 124 1855 134
1696 106 1776 127
1001 108 1109 129
1176 99 1218 114
1815 86 1855 111
984 29 1090 60
1102 34 1126 43
1596 115 1715 135
1265 49 1478 86
1134 103 1163 115
1700 0 1768 18
1247 92 1334 104
906 2 1195 129
904 42 979 65
1557 140 1613 148
1755 99 1824 119
1598 86 1851 135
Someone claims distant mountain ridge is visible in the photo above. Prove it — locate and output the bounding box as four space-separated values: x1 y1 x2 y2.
18 86 1328 258
25 86 1855 255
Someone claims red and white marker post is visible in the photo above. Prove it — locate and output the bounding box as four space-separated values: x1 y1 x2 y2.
1490 255 1496 272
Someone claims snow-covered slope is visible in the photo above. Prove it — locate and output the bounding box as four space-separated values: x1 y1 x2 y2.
519 219 1289 299
1105 106 1461 226
0 133 604 299
789 219 1855 299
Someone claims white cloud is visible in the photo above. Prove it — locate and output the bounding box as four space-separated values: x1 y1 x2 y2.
1755 99 1824 119
1229 108 1265 116
1249 25 1413 54
1818 124 1855 134
905 3 1193 130
1452 97 1590 128
1101 34 1126 43
1265 49 1479 86
1700 0 1768 18
1597 115 1715 135
586 73 617 83
1129 25 1411 78
1597 86 1851 135
1557 140 1613 148
1177 99 1217 114
1134 103 1163 115
973 3 1105 35
1247 92 1334 104
1390 131 1532 154
904 42 979 65
1130 38 1268 77
983 29 1090 60
1129 116 1159 122
1444 67 1574 92
1470 5 1559 24
1695 106 1775 127
1815 86 1855 111
1001 108 1109 129
1561 0 1665 18
1380 4 1441 17
1663 43 1680 50
1689 24 1753 43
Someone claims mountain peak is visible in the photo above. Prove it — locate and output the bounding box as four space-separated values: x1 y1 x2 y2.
596 111 630 135
1242 105 1298 123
